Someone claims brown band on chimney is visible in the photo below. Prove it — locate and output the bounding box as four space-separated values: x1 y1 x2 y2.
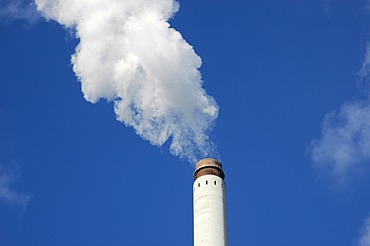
194 158 225 180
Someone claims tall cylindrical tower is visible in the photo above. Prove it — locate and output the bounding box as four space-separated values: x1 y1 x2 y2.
193 158 227 246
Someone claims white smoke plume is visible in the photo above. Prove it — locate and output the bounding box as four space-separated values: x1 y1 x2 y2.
35 0 219 163
311 45 370 180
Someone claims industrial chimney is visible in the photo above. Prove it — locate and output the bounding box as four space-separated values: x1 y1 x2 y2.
193 158 228 246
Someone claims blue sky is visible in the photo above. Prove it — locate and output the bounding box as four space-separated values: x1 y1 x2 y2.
1 0 370 245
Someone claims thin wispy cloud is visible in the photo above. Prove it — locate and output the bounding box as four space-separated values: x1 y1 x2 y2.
359 44 370 90
311 45 370 182
357 217 370 246
0 164 30 208
0 0 40 23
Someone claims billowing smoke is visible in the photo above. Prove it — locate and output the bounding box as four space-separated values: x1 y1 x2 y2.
35 0 219 163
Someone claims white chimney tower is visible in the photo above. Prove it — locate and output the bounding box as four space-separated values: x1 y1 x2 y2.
193 158 228 246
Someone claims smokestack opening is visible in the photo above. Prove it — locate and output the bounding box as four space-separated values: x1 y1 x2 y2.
193 158 225 181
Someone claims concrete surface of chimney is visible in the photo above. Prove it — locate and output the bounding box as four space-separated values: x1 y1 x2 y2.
193 158 227 246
